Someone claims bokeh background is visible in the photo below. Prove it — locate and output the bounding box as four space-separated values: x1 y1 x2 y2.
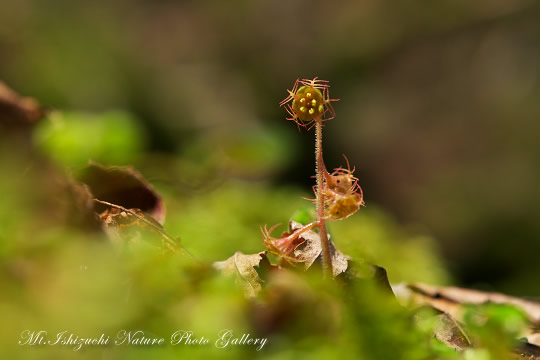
1 0 540 298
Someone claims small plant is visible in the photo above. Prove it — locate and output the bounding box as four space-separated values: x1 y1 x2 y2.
263 77 365 277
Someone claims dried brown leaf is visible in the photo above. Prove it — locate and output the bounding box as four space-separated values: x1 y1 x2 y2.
397 283 540 352
289 221 350 276
80 163 165 224
289 221 350 277
213 251 273 297
0 82 46 130
410 283 540 324
514 342 540 360
64 180 102 231
433 313 472 351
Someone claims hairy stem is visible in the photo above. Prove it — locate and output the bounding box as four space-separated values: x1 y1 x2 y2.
315 120 333 277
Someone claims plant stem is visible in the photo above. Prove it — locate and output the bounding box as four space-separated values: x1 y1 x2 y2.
93 198 197 259
315 120 333 277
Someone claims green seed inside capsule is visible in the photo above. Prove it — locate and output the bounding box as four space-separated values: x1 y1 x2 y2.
300 106 307 113
311 99 317 106
318 104 324 113
308 108 315 115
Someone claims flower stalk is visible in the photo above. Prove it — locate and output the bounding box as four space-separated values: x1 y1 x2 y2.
263 77 364 278
315 120 333 277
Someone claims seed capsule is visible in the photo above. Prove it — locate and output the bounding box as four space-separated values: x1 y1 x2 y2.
280 77 339 129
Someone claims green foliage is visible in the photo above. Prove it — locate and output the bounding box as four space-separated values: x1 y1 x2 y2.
290 207 314 226
330 208 450 285
463 303 528 359
34 110 145 168
176 124 299 180
0 162 534 360
0 146 452 360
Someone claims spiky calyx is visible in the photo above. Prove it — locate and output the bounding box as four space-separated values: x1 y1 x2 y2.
261 221 318 261
280 77 338 130
319 156 365 221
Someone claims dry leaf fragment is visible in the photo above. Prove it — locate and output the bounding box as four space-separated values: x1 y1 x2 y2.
289 221 350 277
80 162 165 224
396 283 540 351
514 342 540 360
213 251 274 297
64 180 103 231
408 283 540 325
0 82 46 130
433 313 472 351
262 221 350 277
0 82 47 151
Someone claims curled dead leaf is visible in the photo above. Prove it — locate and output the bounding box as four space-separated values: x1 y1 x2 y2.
432 313 472 351
0 82 46 130
395 283 540 357
289 221 350 277
213 251 276 297
408 283 540 325
262 221 350 277
80 162 165 224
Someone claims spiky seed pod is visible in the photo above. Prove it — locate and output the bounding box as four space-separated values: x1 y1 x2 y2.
280 77 338 130
313 156 365 221
323 191 364 221
324 156 360 194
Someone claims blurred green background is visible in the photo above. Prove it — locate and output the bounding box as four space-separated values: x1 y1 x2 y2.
1 3 540 356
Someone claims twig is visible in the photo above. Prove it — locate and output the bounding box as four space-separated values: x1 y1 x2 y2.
93 198 194 258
